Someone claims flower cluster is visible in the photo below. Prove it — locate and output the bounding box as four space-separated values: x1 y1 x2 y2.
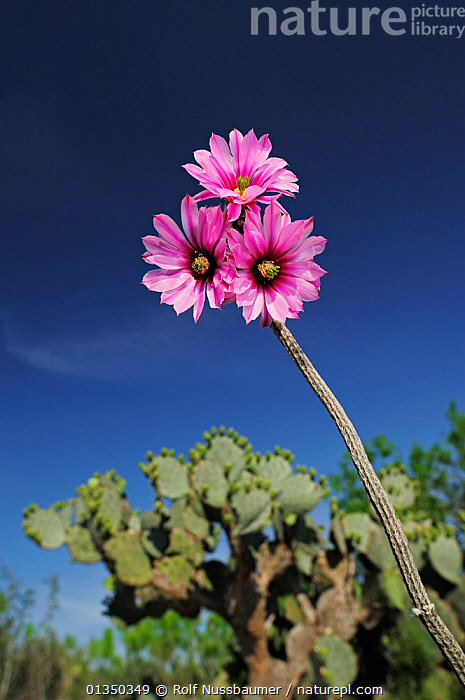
142 129 326 327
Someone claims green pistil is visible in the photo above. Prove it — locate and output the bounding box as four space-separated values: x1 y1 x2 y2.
234 176 249 200
236 175 249 192
192 254 210 275
258 260 280 280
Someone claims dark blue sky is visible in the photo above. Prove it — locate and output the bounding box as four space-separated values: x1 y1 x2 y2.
1 1 464 641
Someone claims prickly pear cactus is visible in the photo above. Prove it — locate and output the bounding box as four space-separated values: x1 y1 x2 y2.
104 532 152 586
429 532 462 584
314 634 358 687
22 507 66 550
66 525 101 563
380 464 416 511
22 425 465 696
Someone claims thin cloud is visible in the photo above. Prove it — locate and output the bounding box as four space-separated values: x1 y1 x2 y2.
52 596 110 645
2 315 180 383
1 308 241 384
58 596 106 625
5 327 144 382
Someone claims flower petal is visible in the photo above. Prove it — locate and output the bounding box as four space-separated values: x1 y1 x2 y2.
226 201 242 222
228 129 244 168
152 214 188 251
142 268 192 292
193 280 206 322
242 289 264 323
181 194 200 249
264 286 289 323
262 201 282 249
183 129 299 215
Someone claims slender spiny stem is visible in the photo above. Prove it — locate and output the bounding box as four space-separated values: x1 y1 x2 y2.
270 319 465 686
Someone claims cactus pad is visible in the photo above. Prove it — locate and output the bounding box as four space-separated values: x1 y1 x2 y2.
330 514 347 555
55 500 74 529
74 495 90 523
165 497 187 529
23 508 66 550
429 534 462 584
205 435 246 481
188 490 206 518
342 512 373 553
127 513 141 531
153 456 189 499
365 523 396 571
192 460 229 508
181 505 210 539
141 527 168 558
314 634 358 687
66 525 102 563
153 554 193 588
380 569 406 610
427 587 465 645
279 475 323 515
280 595 304 625
166 528 204 567
140 510 162 529
408 538 427 570
235 490 271 536
103 532 152 586
96 485 125 534
446 578 465 630
294 546 314 576
381 470 415 510
256 454 292 491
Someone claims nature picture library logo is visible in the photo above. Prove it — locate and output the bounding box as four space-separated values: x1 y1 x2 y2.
250 1 465 37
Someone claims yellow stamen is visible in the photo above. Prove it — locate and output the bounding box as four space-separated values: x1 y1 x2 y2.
258 260 280 280
192 254 210 275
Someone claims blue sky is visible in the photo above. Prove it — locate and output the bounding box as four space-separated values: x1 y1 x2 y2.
1 1 464 643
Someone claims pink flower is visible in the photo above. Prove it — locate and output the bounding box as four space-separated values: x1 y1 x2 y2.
141 195 236 322
228 203 327 327
182 129 299 222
